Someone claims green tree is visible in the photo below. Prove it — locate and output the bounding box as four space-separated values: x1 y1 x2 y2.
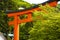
0 0 20 40
28 5 60 40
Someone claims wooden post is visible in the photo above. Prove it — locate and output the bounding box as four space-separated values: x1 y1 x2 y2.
14 16 19 40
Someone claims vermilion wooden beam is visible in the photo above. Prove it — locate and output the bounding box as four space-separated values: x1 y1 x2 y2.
7 12 32 25
49 1 57 7
7 1 58 40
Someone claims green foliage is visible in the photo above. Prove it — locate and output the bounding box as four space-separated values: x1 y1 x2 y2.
19 1 33 8
20 22 33 40
28 5 60 40
0 0 20 40
57 4 60 8
0 0 20 10
0 11 8 32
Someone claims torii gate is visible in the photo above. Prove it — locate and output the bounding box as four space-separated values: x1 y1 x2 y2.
6 0 59 40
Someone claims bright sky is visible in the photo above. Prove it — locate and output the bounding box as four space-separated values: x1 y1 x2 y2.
58 1 60 4
24 0 48 4
24 0 60 4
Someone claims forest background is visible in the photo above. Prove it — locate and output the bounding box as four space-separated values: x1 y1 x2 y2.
0 0 60 40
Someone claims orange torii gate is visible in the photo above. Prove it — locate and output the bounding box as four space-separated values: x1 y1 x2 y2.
7 7 40 40
6 0 58 40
